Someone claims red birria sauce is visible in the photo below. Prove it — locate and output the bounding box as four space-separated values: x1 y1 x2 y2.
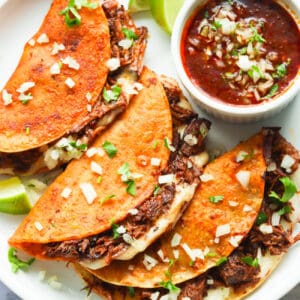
181 0 300 105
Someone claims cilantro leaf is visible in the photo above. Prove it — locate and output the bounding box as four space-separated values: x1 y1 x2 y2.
128 287 135 297
103 85 122 103
264 84 279 99
122 27 138 41
8 248 35 273
110 220 120 239
278 205 292 216
269 177 297 203
102 141 117 158
209 195 224 204
159 280 180 293
273 63 288 79
241 256 259 267
126 180 136 196
216 257 228 266
250 25 266 43
153 185 161 196
256 211 268 225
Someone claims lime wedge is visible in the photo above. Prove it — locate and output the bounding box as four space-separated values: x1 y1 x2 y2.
128 0 150 13
149 0 185 34
0 177 32 215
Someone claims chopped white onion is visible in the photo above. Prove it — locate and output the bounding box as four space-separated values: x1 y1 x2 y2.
150 292 160 300
61 56 80 70
142 254 158 271
271 212 281 226
50 63 61 75
259 224 273 234
228 200 239 207
181 243 204 261
86 147 99 158
215 224 231 237
267 162 277 172
34 221 43 231
65 77 75 88
61 187 72 199
91 161 103 175
79 183 97 204
229 235 243 247
243 205 253 212
207 279 214 285
28 39 36 46
235 170 251 189
51 42 65 55
17 82 35 93
86 104 92 112
184 134 198 146
200 174 214 182
157 249 169 263
171 233 182 247
236 55 253 71
128 208 139 215
2 89 13 105
128 265 134 271
116 225 126 234
158 174 175 184
86 92 92 102
118 39 133 49
37 33 49 44
151 158 161 167
281 155 295 171
38 270 46 281
173 250 180 259
106 58 121 71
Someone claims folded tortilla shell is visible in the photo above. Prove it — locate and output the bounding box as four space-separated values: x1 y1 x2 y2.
9 67 173 259
92 132 266 288
0 0 110 153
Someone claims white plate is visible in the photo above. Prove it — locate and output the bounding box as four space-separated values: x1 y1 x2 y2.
0 1 299 299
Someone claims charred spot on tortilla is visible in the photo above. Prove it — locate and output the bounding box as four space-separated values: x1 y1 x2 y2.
0 0 148 176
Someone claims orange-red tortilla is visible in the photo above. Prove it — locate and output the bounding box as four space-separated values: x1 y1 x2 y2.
92 133 266 288
0 0 110 153
9 68 173 259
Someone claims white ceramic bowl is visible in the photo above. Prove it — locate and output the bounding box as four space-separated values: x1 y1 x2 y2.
171 0 300 122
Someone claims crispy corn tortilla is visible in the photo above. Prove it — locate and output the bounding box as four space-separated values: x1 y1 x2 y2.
9 68 173 258
90 133 266 288
0 0 110 153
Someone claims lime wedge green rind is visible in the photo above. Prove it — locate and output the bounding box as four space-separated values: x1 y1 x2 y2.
128 0 150 13
149 0 185 34
0 177 32 215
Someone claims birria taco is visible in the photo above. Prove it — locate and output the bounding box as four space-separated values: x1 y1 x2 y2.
0 0 147 175
73 129 300 300
9 68 211 271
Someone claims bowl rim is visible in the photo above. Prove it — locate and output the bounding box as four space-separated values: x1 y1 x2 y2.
171 0 300 117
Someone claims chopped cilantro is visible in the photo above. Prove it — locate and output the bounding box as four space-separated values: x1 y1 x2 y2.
97 176 103 184
8 248 35 273
102 141 117 158
153 185 161 196
250 25 266 43
159 280 180 293
264 84 279 99
206 252 217 258
273 62 288 79
128 287 135 297
209 195 224 204
248 65 264 80
25 127 30 135
189 260 195 267
212 20 222 31
239 47 247 55
103 85 122 103
111 220 120 239
122 27 138 41
69 141 87 151
269 177 297 203
242 149 254 160
278 205 292 216
118 162 130 177
204 11 209 19
60 0 97 28
241 256 259 267
256 211 268 225
216 257 228 266
126 180 136 196
152 140 158 149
